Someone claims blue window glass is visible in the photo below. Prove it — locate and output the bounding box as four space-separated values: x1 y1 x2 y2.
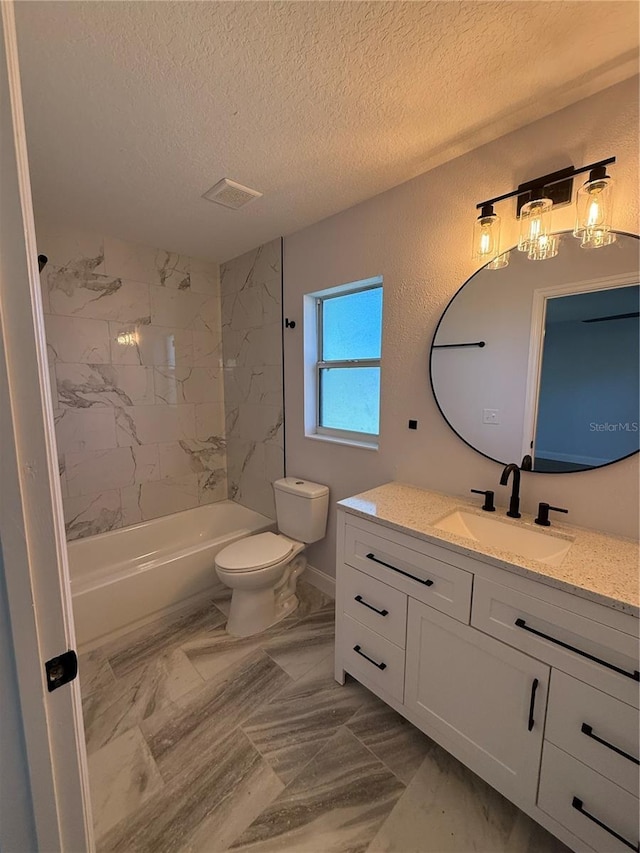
322 287 382 361
319 367 380 435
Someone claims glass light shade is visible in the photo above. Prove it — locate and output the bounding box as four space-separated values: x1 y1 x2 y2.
579 229 617 250
527 233 559 261
487 251 510 269
472 209 501 262
518 198 553 252
574 174 614 246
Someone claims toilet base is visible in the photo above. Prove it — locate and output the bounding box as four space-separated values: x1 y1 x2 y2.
225 555 306 638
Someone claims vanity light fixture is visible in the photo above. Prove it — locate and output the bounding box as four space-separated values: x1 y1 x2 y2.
574 164 615 249
472 203 501 262
473 157 616 266
527 233 559 261
518 198 553 255
487 251 510 270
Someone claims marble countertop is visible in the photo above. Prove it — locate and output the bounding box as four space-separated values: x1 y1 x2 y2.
338 483 640 617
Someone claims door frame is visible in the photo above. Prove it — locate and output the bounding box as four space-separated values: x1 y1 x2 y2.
0 2 93 849
521 272 639 465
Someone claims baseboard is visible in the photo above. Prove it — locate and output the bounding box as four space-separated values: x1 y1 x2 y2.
304 564 336 599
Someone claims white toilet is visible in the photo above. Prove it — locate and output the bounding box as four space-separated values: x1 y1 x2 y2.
215 477 329 637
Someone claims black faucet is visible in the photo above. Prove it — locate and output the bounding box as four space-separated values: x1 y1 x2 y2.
499 463 521 518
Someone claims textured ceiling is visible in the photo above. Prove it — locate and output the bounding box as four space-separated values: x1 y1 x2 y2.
15 1 640 263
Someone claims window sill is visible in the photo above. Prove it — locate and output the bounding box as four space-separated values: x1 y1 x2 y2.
305 432 379 451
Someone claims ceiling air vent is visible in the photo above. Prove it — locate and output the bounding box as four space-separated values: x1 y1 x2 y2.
202 178 262 210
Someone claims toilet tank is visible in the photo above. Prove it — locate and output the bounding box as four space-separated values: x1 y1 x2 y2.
273 478 329 544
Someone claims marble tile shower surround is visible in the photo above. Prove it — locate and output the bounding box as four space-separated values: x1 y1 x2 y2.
37 225 227 539
80 582 571 853
221 239 284 519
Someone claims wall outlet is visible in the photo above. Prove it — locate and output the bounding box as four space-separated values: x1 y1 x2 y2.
483 408 500 425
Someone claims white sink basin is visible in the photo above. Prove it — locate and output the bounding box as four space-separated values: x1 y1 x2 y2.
434 510 573 567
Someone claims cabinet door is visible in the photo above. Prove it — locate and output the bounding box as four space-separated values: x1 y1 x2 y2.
405 598 549 806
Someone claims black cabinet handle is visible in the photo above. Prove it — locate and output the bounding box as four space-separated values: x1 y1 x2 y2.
581 723 640 766
527 678 539 732
366 553 434 586
514 618 640 682
354 595 389 616
353 645 387 670
572 797 639 851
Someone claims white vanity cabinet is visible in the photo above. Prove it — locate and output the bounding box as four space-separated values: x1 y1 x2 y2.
405 599 549 805
335 509 640 853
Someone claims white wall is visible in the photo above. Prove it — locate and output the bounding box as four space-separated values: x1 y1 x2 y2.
0 545 37 852
283 77 640 578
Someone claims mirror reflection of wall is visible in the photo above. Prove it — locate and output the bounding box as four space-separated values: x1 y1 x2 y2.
430 231 640 473
534 285 639 471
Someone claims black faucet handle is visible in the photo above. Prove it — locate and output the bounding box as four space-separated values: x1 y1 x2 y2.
535 502 569 527
471 489 496 512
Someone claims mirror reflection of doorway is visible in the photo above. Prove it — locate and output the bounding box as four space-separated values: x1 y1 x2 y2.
532 284 640 472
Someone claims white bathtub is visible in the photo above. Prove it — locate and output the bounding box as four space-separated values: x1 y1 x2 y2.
68 501 275 649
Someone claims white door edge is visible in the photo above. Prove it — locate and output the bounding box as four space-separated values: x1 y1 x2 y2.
0 2 93 850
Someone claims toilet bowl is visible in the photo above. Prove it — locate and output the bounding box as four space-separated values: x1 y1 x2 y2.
215 478 329 637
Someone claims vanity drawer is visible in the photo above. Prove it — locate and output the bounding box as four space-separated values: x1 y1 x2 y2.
344 521 472 623
546 670 639 797
538 742 640 853
341 613 405 703
342 565 407 648
472 577 640 706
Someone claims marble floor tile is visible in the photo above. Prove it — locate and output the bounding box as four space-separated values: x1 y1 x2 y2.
242 653 369 784
294 579 334 618
80 582 571 853
82 661 177 754
181 614 294 682
182 582 331 682
142 650 292 782
230 726 405 853
346 692 432 784
263 604 336 680
78 649 116 698
366 738 567 853
88 727 164 842
103 601 226 678
505 810 572 853
98 728 283 853
134 647 204 704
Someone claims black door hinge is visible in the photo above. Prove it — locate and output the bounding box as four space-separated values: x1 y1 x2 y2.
45 650 78 692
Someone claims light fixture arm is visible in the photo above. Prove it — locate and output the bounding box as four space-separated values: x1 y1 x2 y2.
476 157 616 214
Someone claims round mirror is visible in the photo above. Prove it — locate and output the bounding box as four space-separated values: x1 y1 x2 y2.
430 231 639 473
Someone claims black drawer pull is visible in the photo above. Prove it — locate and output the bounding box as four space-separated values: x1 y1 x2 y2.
581 723 640 766
572 797 639 851
354 595 388 616
527 678 539 732
366 553 434 586
514 618 640 682
353 645 387 670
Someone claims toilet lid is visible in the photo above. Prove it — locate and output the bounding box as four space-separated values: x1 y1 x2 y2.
216 532 294 572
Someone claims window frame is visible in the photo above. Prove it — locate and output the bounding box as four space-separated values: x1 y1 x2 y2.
314 280 382 445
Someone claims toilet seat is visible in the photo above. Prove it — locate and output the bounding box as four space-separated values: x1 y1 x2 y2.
216 532 294 573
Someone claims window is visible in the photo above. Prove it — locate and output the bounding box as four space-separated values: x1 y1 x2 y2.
306 279 383 446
